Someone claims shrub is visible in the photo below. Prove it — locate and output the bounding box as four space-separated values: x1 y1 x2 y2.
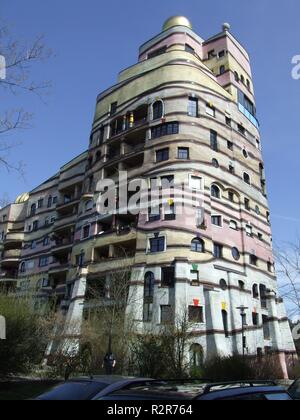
202 355 255 382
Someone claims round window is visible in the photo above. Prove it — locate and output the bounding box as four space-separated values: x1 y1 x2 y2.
232 247 240 261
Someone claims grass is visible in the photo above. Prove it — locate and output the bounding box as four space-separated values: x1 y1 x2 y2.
0 380 60 400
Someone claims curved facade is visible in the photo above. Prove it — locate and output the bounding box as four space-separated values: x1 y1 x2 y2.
0 17 296 374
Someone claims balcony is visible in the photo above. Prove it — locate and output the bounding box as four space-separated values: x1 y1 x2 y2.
110 105 148 139
1 249 22 266
49 261 70 275
56 197 81 212
54 213 77 231
5 232 24 244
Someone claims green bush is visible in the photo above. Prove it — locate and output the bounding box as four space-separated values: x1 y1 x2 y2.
0 294 52 378
202 355 255 382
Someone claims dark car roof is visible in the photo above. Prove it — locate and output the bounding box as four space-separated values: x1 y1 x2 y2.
198 386 290 400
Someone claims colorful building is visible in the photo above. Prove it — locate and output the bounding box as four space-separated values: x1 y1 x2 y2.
0 17 296 375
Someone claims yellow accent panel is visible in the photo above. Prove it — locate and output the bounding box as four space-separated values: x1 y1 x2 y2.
15 192 29 204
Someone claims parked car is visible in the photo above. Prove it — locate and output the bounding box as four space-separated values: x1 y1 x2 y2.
288 378 300 400
35 376 153 401
96 380 293 401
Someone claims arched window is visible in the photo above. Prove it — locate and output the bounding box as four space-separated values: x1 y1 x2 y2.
220 65 226 75
241 74 245 84
30 203 36 216
152 100 164 120
243 149 248 158
211 185 221 199
191 238 205 253
234 71 239 82
144 272 155 299
222 310 229 338
20 262 26 273
243 173 251 185
190 344 204 369
220 279 228 291
239 280 245 290
260 285 267 308
212 158 219 168
253 284 259 299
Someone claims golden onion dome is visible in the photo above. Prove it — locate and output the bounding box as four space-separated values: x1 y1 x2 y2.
15 192 30 204
163 16 193 32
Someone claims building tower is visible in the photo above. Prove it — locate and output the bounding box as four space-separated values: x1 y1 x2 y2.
0 16 296 375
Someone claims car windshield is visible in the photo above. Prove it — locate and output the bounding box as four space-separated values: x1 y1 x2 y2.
289 380 300 399
36 381 108 400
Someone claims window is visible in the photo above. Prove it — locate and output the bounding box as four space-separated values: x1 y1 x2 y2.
208 50 215 59
211 185 220 199
227 140 234 151
161 267 175 288
255 206 261 215
43 236 50 246
47 196 52 208
206 104 216 118
229 163 235 174
191 238 205 253
85 200 93 212
243 149 249 158
262 315 270 340
210 130 218 151
149 236 165 253
185 44 195 54
212 215 222 227
232 247 241 261
39 256 49 268
148 46 167 59
144 272 155 299
20 262 26 273
82 225 90 240
189 306 204 323
238 90 256 117
258 233 263 241
244 198 251 211
230 220 238 230
228 191 235 202
234 71 239 82
189 176 202 191
161 305 173 324
76 252 85 268
238 124 246 135
38 199 44 209
260 285 267 308
31 240 37 250
241 75 245 84
32 221 39 231
148 206 160 222
222 310 229 337
156 148 169 162
190 344 204 369
267 261 274 273
152 101 163 120
253 284 259 299
42 278 49 288
246 224 253 237
30 204 36 216
213 243 223 259
218 50 225 58
220 279 227 291
212 158 219 168
188 97 198 117
239 280 245 290
151 122 179 139
253 312 259 326
191 270 199 286
164 203 176 221
178 147 189 160
95 151 102 161
110 102 118 115
244 173 251 185
220 65 226 75
250 254 258 266
226 116 232 127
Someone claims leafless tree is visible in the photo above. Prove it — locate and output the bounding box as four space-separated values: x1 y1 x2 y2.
0 22 52 172
275 239 300 319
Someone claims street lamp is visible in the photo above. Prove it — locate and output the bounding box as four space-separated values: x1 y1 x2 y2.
237 306 249 358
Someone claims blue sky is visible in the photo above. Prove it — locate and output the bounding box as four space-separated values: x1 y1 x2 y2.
1 0 300 246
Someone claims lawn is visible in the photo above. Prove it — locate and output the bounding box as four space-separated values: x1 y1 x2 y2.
0 380 60 400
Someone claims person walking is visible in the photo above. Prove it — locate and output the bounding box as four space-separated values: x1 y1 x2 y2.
103 352 116 375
